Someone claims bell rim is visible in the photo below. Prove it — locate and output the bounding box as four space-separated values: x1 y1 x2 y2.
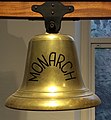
5 93 101 111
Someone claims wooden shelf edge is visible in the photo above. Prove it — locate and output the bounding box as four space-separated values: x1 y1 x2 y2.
0 2 111 19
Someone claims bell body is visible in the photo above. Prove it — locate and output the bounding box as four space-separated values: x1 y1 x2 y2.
5 33 101 110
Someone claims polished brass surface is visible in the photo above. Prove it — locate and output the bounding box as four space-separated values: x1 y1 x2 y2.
5 33 101 111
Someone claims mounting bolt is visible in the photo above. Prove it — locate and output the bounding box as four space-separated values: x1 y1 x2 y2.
51 3 55 7
69 7 72 11
51 11 54 15
34 5 38 10
50 21 55 28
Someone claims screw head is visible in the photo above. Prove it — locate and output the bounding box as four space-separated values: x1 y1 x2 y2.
51 11 54 15
69 7 72 11
51 3 55 7
34 5 38 10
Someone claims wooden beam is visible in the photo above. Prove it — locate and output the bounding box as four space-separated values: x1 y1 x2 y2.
0 2 111 18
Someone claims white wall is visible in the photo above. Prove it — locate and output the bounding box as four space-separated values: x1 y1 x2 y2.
0 19 81 120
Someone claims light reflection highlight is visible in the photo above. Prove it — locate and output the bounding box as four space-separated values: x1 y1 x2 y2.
48 86 57 92
44 101 59 107
48 34 57 40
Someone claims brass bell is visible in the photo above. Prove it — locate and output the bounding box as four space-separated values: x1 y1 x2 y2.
5 33 101 111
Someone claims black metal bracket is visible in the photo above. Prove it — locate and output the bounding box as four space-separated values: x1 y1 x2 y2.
31 1 74 33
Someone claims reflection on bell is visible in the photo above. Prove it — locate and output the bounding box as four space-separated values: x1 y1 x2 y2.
5 33 101 111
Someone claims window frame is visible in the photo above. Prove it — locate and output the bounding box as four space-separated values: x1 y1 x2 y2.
80 20 111 120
